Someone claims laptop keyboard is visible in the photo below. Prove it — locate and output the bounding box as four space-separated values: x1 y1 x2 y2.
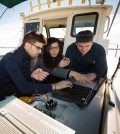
52 84 96 107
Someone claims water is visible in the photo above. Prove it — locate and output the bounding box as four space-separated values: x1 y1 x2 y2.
0 48 17 56
0 47 120 58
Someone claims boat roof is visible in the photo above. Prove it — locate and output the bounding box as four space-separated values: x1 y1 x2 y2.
24 5 113 19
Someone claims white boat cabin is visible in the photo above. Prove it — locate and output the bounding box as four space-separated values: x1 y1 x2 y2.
20 1 112 54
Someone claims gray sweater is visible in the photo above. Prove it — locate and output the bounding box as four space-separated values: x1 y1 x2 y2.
35 57 70 79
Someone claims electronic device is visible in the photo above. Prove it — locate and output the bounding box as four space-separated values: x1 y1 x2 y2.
0 96 75 134
52 84 95 107
46 99 57 110
52 77 106 108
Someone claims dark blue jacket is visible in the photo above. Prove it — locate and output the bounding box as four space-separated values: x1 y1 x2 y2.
65 42 107 80
0 46 52 95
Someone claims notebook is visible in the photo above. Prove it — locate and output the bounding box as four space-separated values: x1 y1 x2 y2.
52 77 106 108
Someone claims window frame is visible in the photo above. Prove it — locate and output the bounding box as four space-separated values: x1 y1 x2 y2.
71 12 99 37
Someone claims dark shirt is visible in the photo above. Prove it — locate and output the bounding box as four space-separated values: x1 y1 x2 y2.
65 42 107 80
0 46 52 97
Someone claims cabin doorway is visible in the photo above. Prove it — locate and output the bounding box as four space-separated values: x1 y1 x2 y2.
43 17 68 53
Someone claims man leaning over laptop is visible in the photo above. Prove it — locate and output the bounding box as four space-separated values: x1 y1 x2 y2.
65 30 107 81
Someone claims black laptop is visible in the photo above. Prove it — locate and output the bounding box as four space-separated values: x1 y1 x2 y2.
52 78 106 108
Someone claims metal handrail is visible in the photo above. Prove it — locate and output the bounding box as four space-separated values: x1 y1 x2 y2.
29 0 88 12
108 43 120 57
0 44 119 58
30 0 71 12
0 47 16 48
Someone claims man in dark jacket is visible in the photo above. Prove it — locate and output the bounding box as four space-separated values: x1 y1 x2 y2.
65 30 107 81
0 31 72 100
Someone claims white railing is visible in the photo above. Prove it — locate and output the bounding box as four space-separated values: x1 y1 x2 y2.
0 44 120 58
30 0 86 12
108 43 120 58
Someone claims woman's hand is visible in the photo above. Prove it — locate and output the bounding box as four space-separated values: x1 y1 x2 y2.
52 80 73 90
31 68 49 81
69 71 90 83
58 57 70 68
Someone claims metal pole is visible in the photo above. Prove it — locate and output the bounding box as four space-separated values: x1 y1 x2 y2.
107 0 120 37
115 44 119 57
0 7 8 19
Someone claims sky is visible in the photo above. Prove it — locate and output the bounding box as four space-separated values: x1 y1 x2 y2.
0 0 120 49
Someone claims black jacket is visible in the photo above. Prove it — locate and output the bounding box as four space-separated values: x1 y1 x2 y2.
65 42 107 80
0 46 52 97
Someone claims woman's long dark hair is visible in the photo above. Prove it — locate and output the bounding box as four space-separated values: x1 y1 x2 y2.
43 37 63 69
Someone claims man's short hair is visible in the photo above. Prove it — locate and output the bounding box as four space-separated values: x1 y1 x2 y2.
22 31 47 46
76 30 94 43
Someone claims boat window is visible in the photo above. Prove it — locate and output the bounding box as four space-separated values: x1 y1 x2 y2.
24 22 40 35
49 27 66 39
71 12 99 36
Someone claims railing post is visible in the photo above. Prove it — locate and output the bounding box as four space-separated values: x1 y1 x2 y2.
69 0 72 5
82 0 86 4
47 0 51 8
115 44 118 57
30 1 33 12
57 0 61 6
38 0 41 10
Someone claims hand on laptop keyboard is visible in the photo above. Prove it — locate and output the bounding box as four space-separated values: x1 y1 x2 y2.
83 73 96 81
52 80 73 91
69 71 90 83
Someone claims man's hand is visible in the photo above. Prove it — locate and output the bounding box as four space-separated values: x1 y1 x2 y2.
52 80 73 90
31 68 49 81
58 57 70 68
83 73 96 81
69 71 90 83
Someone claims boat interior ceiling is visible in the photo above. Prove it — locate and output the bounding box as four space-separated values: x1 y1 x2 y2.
44 17 67 27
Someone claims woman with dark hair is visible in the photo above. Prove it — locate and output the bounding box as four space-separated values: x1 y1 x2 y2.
35 37 89 83
42 37 70 69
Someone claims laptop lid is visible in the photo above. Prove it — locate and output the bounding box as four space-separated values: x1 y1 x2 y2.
52 83 95 108
52 77 106 108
